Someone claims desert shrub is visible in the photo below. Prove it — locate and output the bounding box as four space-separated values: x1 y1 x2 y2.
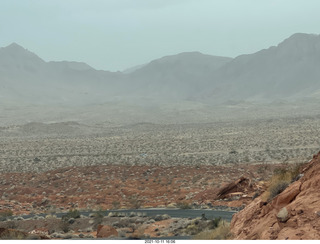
2 221 17 229
209 217 221 229
269 181 289 200
194 220 232 240
273 162 302 181
185 217 222 236
263 163 302 201
0 210 13 218
61 209 80 222
59 220 71 233
128 195 142 209
0 229 28 240
92 209 105 228
59 209 81 233
0 210 13 221
176 201 192 209
112 201 120 210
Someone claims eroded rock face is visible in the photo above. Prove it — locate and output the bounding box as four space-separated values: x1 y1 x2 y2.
215 176 254 200
230 152 320 240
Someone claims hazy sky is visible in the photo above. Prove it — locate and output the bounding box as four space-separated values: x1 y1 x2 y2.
1 0 320 71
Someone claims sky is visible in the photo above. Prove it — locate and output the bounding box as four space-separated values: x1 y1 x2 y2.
1 0 320 71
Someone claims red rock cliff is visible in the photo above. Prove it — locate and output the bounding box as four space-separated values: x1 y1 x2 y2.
230 152 320 240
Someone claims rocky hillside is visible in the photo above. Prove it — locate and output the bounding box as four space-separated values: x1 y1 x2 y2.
230 151 320 240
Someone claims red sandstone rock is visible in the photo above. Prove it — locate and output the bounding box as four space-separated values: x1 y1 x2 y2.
230 151 320 240
0 163 278 215
214 176 257 203
96 225 118 238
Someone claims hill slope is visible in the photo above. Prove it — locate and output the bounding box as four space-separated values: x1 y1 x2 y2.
123 52 232 103
202 33 320 103
230 151 320 240
0 43 122 105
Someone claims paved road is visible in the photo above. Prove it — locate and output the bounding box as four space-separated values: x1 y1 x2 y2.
15 208 235 222
104 209 236 221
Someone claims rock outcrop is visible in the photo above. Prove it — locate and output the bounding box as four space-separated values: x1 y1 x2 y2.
215 176 254 200
230 151 320 240
96 225 118 238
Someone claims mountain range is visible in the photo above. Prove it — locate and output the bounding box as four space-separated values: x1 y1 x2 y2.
1 33 320 126
1 33 320 107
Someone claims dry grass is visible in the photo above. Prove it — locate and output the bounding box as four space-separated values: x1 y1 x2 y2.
194 220 232 240
262 163 302 202
0 229 28 240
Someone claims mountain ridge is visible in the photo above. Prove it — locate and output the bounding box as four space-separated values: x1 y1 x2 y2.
1 33 320 106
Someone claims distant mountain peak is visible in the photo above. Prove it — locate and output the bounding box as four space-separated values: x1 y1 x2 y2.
288 32 319 39
7 42 22 47
0 43 46 65
1 42 40 57
4 42 28 52
278 33 320 47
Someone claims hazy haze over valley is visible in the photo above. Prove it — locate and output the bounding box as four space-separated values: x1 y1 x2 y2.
1 33 320 126
1 1 320 240
1 1 320 126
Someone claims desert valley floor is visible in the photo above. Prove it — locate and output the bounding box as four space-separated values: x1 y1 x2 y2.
0 114 320 239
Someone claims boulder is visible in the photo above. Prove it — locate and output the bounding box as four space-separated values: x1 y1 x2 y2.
274 181 301 208
277 207 289 223
96 225 118 238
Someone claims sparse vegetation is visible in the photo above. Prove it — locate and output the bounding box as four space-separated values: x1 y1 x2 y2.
112 201 120 210
0 229 28 240
128 195 142 209
0 116 318 173
61 209 81 222
194 220 232 240
59 209 81 233
0 114 319 240
209 217 222 229
176 201 192 209
263 163 302 201
59 220 71 233
0 210 13 219
92 209 106 228
268 181 289 200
